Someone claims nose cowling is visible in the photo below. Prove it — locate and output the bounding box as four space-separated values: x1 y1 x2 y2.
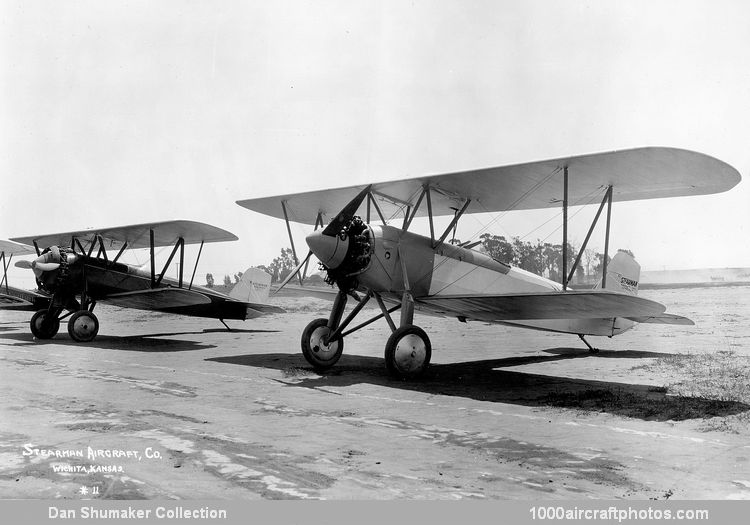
306 230 349 270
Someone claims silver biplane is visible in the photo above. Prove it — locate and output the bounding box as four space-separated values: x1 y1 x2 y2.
237 147 741 379
9 220 282 342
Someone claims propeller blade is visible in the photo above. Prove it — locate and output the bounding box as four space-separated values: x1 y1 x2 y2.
14 260 32 269
272 251 313 295
321 185 371 237
33 262 60 272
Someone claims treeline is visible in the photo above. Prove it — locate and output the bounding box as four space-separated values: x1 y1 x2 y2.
473 233 620 284
204 248 312 288
205 236 625 287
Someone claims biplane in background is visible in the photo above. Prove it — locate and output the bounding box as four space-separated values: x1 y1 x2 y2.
0 240 51 311
237 147 741 379
10 220 282 342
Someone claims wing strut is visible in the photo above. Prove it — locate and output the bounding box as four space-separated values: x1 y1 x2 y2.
562 166 569 289
188 240 204 290
602 185 613 288
1 251 12 293
281 200 304 286
154 237 185 287
559 164 614 288
434 198 471 248
566 185 612 286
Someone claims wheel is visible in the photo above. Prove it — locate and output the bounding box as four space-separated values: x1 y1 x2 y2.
67 311 99 342
384 325 431 379
30 310 60 339
301 318 344 371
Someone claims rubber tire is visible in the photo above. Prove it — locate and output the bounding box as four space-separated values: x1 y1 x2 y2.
384 325 432 380
301 318 344 371
67 311 99 343
30 310 60 339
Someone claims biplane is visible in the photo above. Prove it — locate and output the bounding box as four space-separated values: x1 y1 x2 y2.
237 147 741 379
0 240 51 311
9 220 282 342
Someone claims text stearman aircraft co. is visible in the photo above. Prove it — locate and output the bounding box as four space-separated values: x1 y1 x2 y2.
6 220 282 342
237 147 741 379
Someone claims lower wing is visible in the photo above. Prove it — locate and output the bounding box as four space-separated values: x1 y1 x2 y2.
103 288 211 310
416 291 667 322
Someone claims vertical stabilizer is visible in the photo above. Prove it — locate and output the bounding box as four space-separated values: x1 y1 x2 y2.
597 250 640 295
229 267 272 304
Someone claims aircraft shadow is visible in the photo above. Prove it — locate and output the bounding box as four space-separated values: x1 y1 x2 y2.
207 349 750 421
0 332 215 353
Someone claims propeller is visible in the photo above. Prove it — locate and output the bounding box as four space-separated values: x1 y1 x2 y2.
272 250 312 295
15 256 60 274
321 185 371 237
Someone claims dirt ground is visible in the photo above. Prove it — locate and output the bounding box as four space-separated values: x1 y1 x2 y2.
1 285 749 500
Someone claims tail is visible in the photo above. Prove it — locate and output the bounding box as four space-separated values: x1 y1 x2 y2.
229 267 272 304
597 250 640 295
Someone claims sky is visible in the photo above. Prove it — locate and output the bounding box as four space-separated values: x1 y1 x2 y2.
2 0 749 288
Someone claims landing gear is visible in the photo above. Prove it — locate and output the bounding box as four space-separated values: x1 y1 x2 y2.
578 334 599 354
384 325 431 379
30 310 60 339
298 287 432 380
68 310 99 343
301 318 344 371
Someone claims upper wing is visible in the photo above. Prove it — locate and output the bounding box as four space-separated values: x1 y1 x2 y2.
0 240 37 256
11 220 238 252
415 291 666 321
236 147 741 225
103 288 211 310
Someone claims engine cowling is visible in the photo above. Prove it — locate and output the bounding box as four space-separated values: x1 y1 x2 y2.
306 216 372 291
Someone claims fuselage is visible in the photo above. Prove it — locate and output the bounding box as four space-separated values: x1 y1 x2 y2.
350 225 635 337
51 256 252 320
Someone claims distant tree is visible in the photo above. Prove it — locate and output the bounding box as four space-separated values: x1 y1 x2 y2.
267 248 298 283
234 271 243 283
593 252 611 281
205 273 214 288
583 248 596 279
480 233 514 264
223 274 232 287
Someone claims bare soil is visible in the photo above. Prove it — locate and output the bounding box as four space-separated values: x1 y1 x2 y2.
1 285 749 500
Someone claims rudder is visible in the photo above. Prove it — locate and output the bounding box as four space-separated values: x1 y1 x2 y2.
229 267 272 303
597 250 640 295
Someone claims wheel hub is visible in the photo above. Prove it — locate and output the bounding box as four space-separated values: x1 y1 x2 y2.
394 334 427 373
310 326 339 360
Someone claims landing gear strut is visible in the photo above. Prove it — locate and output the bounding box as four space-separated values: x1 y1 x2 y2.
382 291 431 379
578 334 599 354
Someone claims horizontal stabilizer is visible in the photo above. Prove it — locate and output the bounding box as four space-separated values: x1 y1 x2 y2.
244 303 286 319
417 291 666 321
626 313 694 325
104 288 211 311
